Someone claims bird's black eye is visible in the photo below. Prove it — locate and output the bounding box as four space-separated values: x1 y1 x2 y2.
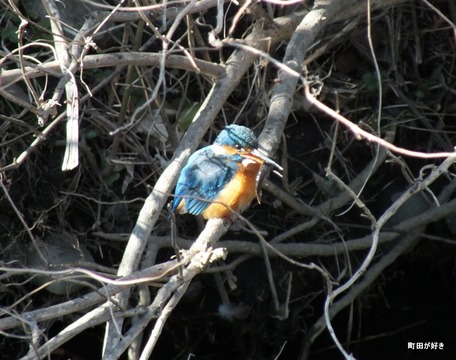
234 144 242 150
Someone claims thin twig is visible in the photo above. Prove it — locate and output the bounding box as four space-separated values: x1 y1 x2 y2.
322 154 456 359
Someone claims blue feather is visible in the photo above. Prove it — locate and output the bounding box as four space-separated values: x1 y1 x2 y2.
173 146 242 215
214 124 258 149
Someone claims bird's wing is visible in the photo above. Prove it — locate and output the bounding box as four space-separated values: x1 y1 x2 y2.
173 147 241 215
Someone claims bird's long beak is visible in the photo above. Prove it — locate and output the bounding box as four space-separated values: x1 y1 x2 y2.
242 148 283 203
249 148 283 172
240 148 283 175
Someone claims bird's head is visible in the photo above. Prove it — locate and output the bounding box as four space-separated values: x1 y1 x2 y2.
214 124 258 150
214 124 282 172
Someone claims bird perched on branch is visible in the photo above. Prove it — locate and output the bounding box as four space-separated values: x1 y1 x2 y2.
172 124 282 220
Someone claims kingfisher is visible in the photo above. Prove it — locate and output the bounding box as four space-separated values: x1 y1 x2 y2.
172 124 282 220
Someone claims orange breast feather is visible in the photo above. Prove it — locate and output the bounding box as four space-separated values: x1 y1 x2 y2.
201 159 263 219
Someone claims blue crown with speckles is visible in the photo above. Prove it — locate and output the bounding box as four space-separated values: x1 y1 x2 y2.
214 124 258 149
